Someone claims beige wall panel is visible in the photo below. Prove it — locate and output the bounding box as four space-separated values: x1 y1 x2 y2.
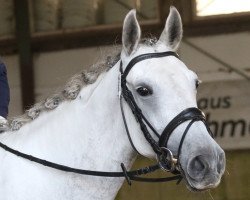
179 42 243 81
187 33 250 70
33 46 118 101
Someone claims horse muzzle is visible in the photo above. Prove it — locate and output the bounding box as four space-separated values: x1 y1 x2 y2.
184 148 226 191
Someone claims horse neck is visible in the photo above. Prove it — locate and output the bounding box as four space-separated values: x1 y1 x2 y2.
0 61 136 199
77 62 136 168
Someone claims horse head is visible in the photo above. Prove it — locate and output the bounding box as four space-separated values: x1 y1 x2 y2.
120 7 225 191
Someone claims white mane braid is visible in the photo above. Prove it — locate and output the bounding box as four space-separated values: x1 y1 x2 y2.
7 52 120 131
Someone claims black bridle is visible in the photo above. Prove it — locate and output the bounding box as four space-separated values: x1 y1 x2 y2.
119 51 213 177
0 51 213 186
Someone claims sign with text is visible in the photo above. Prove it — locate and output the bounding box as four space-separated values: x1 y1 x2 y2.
197 80 250 150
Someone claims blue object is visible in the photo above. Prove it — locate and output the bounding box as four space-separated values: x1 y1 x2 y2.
0 61 10 118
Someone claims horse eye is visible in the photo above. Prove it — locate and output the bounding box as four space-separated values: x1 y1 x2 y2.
136 87 152 96
195 79 201 89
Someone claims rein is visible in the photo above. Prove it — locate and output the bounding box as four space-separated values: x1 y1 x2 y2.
0 50 212 186
0 141 181 184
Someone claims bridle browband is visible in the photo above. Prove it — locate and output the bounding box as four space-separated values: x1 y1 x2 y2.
0 51 213 186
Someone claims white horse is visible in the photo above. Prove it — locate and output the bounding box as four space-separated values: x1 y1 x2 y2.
0 7 225 200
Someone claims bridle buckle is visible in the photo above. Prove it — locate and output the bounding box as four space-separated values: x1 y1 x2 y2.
157 147 178 172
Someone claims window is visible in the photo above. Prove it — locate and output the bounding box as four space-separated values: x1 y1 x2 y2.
180 0 250 36
196 0 250 17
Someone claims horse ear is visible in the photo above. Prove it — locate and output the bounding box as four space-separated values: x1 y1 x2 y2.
122 10 141 56
158 6 183 51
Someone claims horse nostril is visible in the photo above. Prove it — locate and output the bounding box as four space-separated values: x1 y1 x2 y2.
187 155 207 181
217 152 225 174
193 157 205 171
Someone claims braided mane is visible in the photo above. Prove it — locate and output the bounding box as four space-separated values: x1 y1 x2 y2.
7 52 120 132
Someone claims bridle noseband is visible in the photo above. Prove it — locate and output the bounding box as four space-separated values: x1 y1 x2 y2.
119 51 213 175
0 51 213 186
